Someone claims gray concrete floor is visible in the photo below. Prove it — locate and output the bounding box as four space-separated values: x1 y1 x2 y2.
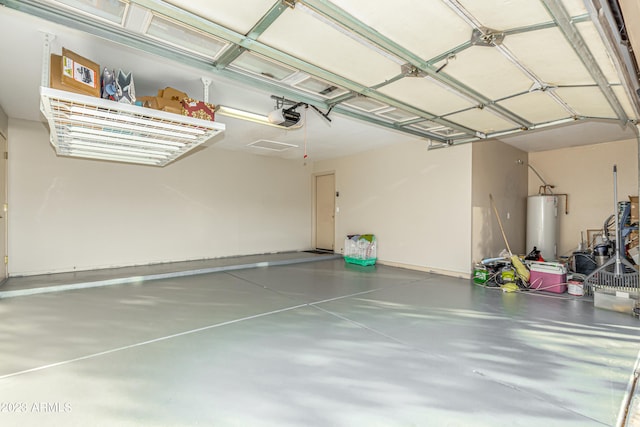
0 257 638 426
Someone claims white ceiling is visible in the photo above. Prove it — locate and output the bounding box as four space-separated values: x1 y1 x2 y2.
0 0 638 164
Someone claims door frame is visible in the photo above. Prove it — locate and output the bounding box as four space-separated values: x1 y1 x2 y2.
312 171 336 252
0 132 7 281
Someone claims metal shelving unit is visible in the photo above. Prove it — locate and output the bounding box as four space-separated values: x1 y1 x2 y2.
40 86 225 167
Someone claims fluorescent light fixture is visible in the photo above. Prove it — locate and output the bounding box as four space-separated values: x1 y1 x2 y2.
216 106 302 129
70 106 205 135
41 87 225 167
66 150 162 165
67 127 184 148
68 140 172 158
69 114 199 139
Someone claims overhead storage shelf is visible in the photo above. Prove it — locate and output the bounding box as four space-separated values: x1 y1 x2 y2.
40 86 225 167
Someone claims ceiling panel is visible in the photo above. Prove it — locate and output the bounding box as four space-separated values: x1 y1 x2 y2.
445 108 516 133
576 21 620 84
612 85 638 119
559 0 588 17
502 27 595 86
555 87 617 118
456 0 552 29
441 46 533 100
497 120 636 152
378 77 476 116
259 7 401 87
497 91 570 123
329 0 472 61
164 0 275 35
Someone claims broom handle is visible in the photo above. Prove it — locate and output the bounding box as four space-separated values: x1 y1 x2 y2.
489 194 513 256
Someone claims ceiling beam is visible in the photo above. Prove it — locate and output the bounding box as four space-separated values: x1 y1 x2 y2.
215 1 291 69
298 0 533 129
128 0 478 136
540 0 630 126
0 0 467 140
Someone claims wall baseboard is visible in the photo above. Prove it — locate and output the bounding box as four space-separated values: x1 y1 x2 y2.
377 259 471 280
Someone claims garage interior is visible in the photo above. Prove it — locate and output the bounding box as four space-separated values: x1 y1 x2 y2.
0 0 639 426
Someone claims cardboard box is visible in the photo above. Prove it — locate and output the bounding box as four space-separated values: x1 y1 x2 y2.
50 54 98 97
136 96 159 110
60 48 100 97
181 98 215 121
158 87 188 102
155 96 181 112
161 105 182 115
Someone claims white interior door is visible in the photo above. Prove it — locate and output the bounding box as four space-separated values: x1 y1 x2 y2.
0 134 6 279
315 173 335 251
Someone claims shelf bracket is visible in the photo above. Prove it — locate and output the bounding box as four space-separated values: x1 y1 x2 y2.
41 33 55 89
201 77 212 103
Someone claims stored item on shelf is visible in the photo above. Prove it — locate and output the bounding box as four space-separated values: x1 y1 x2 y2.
115 69 136 104
61 48 100 97
136 96 158 109
50 54 97 97
529 261 567 293
181 98 215 121
155 87 189 114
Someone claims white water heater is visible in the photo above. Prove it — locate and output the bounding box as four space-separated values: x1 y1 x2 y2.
526 195 558 261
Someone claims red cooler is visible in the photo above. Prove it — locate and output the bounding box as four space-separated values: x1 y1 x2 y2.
528 261 567 293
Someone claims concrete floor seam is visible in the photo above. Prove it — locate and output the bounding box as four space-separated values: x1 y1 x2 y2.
0 303 308 381
470 369 610 425
310 302 611 425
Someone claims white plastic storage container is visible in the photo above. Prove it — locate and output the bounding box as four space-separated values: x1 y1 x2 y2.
344 234 377 266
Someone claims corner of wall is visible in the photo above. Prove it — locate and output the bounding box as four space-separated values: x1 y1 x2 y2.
471 140 528 264
0 105 8 139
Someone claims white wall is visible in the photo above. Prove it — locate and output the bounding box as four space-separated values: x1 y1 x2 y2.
313 140 472 277
471 140 528 264
8 119 312 275
528 138 638 256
